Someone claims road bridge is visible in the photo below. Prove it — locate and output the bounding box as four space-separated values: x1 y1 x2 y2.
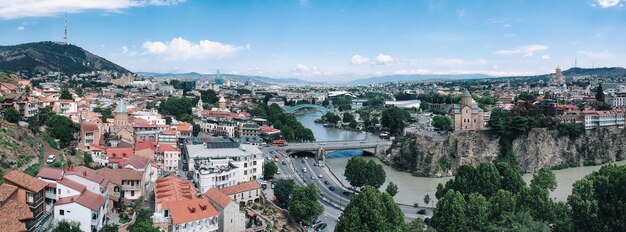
282 104 334 114
274 140 392 161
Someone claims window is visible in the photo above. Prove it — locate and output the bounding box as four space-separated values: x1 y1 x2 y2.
59 209 64 215
27 192 34 203
131 191 135 196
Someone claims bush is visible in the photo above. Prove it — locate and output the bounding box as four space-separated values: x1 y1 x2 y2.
44 135 59 149
556 123 584 138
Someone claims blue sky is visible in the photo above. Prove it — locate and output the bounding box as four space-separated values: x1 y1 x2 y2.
0 0 625 81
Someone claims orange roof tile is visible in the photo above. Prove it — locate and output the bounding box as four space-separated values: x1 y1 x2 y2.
81 123 99 132
203 188 233 209
0 199 31 232
0 184 18 203
96 168 143 186
36 167 64 181
55 190 107 211
161 198 219 224
157 144 180 153
119 155 150 169
57 178 87 193
65 166 109 187
135 141 156 152
163 129 177 135
220 180 261 195
155 176 196 204
3 170 47 193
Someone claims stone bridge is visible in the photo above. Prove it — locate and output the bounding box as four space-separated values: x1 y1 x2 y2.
274 140 393 161
282 104 333 114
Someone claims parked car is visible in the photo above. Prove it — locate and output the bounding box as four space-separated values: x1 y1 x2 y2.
301 159 305 164
328 186 336 191
315 223 328 231
46 155 55 164
318 174 323 178
311 175 315 180
323 181 330 185
342 190 352 195
303 168 308 173
282 161 287 165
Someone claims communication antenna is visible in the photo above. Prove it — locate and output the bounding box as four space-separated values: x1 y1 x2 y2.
63 13 67 45
574 58 577 68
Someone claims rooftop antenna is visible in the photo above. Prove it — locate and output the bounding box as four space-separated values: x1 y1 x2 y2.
63 13 67 45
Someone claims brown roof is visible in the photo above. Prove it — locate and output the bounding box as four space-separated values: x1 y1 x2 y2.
119 155 150 169
57 178 87 193
96 168 143 186
155 176 196 204
220 180 261 195
55 190 107 212
161 198 219 224
157 144 180 153
0 199 32 232
3 170 47 193
203 187 233 209
135 141 156 152
65 166 109 187
36 167 64 181
0 184 18 203
81 123 99 132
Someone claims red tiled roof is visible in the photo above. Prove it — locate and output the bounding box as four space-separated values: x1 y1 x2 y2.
1 83 18 90
135 141 156 151
582 110 625 116
106 147 134 163
131 124 158 128
57 178 87 193
55 190 107 211
157 144 180 153
0 199 31 232
96 168 143 186
3 170 47 193
36 167 64 181
161 198 219 224
81 123 99 132
155 176 196 204
90 144 107 151
220 180 261 195
119 155 149 169
163 129 177 135
0 184 18 203
65 166 109 187
203 188 233 209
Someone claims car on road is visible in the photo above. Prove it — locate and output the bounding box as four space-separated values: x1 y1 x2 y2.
303 168 307 173
46 155 55 164
323 180 330 185
282 161 286 165
318 174 323 178
301 159 305 164
315 223 327 231
328 186 336 191
319 142 327 145
186 172 193 180
310 175 315 180
277 170 281 174
274 155 279 158
360 141 366 143
342 190 352 195
313 163 318 166
417 209 427 215
304 156 308 160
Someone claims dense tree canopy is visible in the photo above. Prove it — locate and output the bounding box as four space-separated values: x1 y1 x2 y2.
59 87 73 100
263 161 278 179
381 106 410 136
332 96 352 111
336 186 406 232
273 179 295 208
432 115 452 131
45 113 80 148
288 184 323 225
250 104 314 141
321 112 341 124
385 182 398 196
344 157 386 189
3 106 19 123
158 97 193 120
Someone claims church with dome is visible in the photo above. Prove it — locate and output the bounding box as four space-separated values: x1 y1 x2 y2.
453 89 484 131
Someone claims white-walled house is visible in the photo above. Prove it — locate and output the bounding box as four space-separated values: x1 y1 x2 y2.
220 180 262 205
54 190 108 232
161 198 219 232
64 166 110 198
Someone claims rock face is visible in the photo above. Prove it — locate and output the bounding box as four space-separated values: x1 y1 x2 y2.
388 128 626 177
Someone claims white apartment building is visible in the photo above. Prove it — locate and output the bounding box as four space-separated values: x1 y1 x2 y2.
583 110 626 130
185 142 264 193
54 190 108 232
157 144 182 173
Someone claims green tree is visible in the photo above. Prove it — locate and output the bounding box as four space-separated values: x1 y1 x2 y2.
431 189 468 232
273 179 295 208
128 209 160 232
288 184 323 225
424 194 431 207
432 115 453 131
385 182 398 196
381 106 410 136
467 193 490 231
568 164 626 232
100 224 119 232
342 112 355 123
263 161 279 179
336 186 406 232
158 97 193 120
83 152 93 167
53 221 81 232
3 106 20 123
366 159 386 188
489 189 517 221
595 83 605 102
344 156 367 188
75 87 83 97
486 212 550 232
192 123 201 136
530 168 557 192
45 114 79 148
321 112 341 124
59 88 73 100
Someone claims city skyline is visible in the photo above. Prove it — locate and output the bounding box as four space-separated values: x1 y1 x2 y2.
0 0 625 81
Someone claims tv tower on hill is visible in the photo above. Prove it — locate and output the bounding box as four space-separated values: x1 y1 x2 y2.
63 13 68 45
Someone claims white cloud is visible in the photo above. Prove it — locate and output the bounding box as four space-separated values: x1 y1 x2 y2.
0 0 185 19
434 58 488 66
503 33 516 37
122 46 129 54
142 37 246 60
394 69 532 77
394 69 431 75
503 23 512 28
17 26 24 30
494 44 548 57
577 50 613 59
373 54 395 65
350 55 370 65
295 64 310 72
596 0 621 8
541 55 551 60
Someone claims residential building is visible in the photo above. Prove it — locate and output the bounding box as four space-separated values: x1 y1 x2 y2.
96 168 144 206
135 141 157 161
157 144 181 173
35 167 64 210
160 198 219 232
105 147 134 168
2 170 48 221
582 110 626 130
219 180 262 205
80 124 101 148
0 184 33 232
237 123 261 138
64 166 110 198
266 98 285 107
54 190 108 232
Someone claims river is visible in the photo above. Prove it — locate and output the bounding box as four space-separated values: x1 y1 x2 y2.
295 111 626 205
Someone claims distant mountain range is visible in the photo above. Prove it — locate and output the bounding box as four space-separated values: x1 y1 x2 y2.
137 72 323 86
0 41 130 75
344 74 493 85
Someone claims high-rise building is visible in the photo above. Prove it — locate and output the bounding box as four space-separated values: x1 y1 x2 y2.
215 69 223 86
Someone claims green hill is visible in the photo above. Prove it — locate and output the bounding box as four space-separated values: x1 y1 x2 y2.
0 41 130 76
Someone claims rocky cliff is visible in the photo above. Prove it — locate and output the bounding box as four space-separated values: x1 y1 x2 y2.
387 127 626 177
